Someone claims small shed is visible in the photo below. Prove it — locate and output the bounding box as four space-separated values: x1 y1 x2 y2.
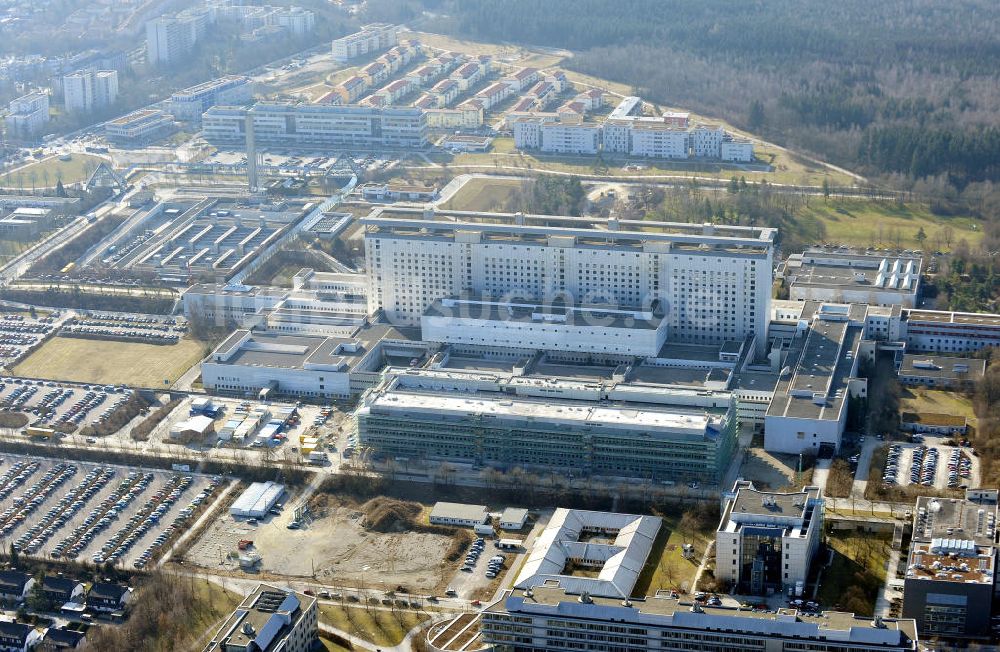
499 507 529 531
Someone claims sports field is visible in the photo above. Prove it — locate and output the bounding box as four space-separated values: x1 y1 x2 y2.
14 336 207 387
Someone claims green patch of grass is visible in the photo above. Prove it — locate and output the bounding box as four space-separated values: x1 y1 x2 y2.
816 531 890 615
0 154 108 188
442 177 528 211
798 199 983 249
630 512 715 597
14 335 207 387
318 604 429 647
899 388 977 426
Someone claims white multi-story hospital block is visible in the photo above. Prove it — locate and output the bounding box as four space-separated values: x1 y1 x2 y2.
363 207 775 357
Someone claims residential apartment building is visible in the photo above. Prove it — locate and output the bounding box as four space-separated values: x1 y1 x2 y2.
4 91 49 136
722 137 755 162
691 125 725 157
716 480 824 595
63 69 118 114
481 587 919 652
202 584 317 652
146 9 211 66
903 490 998 640
201 102 427 149
513 117 600 154
628 122 690 159
271 6 315 35
170 75 254 122
363 207 775 356
331 24 399 62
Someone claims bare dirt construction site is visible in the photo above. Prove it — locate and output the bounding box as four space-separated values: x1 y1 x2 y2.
184 493 467 593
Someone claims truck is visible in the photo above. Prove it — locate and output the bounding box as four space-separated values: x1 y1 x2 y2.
25 426 55 439
308 451 328 465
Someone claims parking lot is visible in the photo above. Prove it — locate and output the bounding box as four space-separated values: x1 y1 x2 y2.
0 377 134 430
0 455 224 569
0 312 59 364
880 438 979 491
60 313 187 345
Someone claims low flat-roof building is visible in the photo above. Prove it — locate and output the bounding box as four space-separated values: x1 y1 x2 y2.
782 248 922 308
429 502 489 527
104 109 174 147
903 490 998 640
896 354 985 388
200 323 428 399
716 480 824 596
499 507 529 531
421 295 668 357
481 586 919 652
230 481 285 519
901 308 1000 354
203 583 317 652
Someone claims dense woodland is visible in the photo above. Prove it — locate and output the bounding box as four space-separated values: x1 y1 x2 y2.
405 1 1000 192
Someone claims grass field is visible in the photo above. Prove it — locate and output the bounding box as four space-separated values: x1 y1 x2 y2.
318 604 430 647
14 336 207 387
630 512 715 597
442 177 528 211
797 199 983 249
816 531 890 615
0 154 107 188
900 388 977 426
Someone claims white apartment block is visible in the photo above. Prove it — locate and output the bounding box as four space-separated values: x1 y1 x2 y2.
716 480 824 596
540 121 600 154
146 9 210 66
363 207 774 356
331 24 399 62
722 138 755 162
63 69 118 114
5 91 49 136
514 118 602 155
628 123 689 159
272 7 315 35
691 125 725 157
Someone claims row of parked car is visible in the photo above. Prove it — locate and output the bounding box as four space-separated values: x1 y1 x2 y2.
134 476 223 569
3 384 39 411
0 463 76 538
948 449 972 488
62 326 180 344
53 471 154 560
911 446 939 486
93 474 195 566
0 321 50 335
0 461 41 502
14 466 115 554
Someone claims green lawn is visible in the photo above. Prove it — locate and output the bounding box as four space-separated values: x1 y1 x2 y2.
899 388 977 426
318 604 430 647
442 177 528 211
0 154 108 188
630 511 716 597
797 199 983 249
14 335 207 387
816 531 890 615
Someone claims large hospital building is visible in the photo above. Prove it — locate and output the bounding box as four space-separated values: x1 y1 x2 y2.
363 207 775 358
